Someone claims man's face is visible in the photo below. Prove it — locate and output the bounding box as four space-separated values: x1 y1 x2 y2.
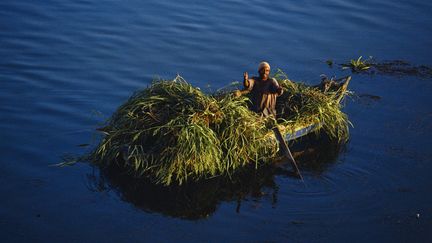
259 66 270 80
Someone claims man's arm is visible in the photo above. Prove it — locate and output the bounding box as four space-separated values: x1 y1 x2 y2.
270 78 283 96
234 72 254 97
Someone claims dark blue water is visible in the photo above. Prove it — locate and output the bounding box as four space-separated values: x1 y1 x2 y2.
1 0 431 241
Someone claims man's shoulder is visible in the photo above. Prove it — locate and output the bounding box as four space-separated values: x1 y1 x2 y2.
270 77 279 83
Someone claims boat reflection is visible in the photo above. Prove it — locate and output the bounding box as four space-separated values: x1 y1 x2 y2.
86 133 345 220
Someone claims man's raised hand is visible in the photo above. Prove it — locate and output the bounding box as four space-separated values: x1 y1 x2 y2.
243 72 250 88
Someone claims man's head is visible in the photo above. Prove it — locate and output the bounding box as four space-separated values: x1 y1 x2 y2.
258 61 270 80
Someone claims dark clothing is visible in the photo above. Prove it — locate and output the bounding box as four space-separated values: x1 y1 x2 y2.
244 77 281 117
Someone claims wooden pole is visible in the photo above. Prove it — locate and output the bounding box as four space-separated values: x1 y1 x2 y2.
272 126 303 181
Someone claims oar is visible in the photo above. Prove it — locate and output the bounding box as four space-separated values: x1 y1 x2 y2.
272 126 303 181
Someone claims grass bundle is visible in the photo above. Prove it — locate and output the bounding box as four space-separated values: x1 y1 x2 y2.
274 71 351 143
215 95 278 169
91 76 277 185
91 73 350 186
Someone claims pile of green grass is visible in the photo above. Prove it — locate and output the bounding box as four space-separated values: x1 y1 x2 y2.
274 71 351 143
91 74 350 185
91 76 277 185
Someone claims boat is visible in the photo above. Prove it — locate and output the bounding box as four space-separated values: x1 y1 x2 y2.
91 74 352 185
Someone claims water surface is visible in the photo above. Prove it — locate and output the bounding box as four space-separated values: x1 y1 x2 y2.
1 0 431 242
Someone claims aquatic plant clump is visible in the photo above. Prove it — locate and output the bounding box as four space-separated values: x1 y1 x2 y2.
91 74 351 186
341 56 372 72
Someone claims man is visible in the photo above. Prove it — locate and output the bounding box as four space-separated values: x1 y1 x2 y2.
235 62 283 117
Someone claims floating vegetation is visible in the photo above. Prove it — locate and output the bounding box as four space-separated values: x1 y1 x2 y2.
325 59 334 67
341 56 372 72
338 57 432 78
90 73 351 186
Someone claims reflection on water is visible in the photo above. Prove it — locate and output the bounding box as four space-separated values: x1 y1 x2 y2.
291 133 345 173
87 133 343 219
87 164 277 219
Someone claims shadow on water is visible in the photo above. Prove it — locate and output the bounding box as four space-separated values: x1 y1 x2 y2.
290 132 346 173
86 133 344 220
369 60 432 78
